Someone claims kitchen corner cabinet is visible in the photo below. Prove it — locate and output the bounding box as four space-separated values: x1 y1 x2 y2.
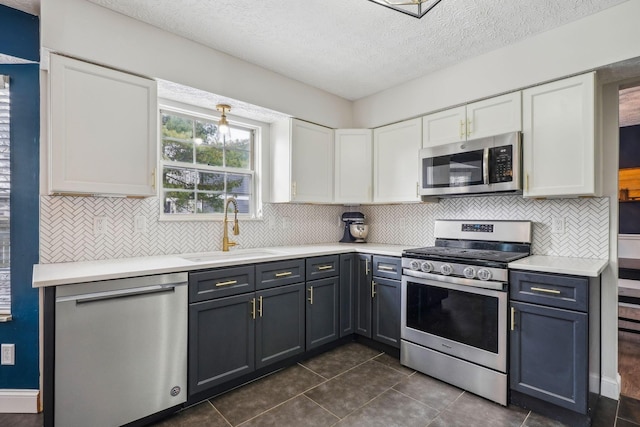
334 129 373 204
373 118 422 203
354 254 401 348
522 72 598 198
270 118 334 203
509 270 601 420
422 92 521 148
339 254 357 337
48 54 157 197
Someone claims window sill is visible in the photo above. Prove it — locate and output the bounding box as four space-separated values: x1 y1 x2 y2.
0 314 12 322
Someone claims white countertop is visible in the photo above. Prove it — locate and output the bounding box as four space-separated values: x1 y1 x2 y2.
32 243 414 288
509 255 608 277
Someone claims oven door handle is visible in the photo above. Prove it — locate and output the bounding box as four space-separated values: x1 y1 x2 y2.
403 269 505 291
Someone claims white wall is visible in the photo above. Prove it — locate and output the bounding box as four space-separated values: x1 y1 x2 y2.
353 0 640 128
40 0 353 128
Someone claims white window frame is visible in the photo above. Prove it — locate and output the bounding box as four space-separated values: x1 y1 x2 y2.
0 75 10 315
158 99 264 221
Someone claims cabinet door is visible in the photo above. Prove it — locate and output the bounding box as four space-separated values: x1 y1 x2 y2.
510 301 588 413
466 92 521 140
422 106 466 147
290 119 334 203
373 118 422 203
339 254 356 337
355 254 373 338
522 73 596 197
334 129 372 203
255 283 305 369
189 293 255 395
306 277 339 350
49 54 157 196
372 277 401 348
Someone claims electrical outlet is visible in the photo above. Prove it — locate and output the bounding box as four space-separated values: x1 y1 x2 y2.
281 216 291 229
1 343 14 365
94 217 108 235
551 217 565 234
134 216 147 233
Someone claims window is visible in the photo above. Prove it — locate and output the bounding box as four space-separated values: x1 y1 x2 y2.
160 108 258 218
0 75 9 313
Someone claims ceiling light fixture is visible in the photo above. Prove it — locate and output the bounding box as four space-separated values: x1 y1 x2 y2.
216 104 231 137
368 0 442 19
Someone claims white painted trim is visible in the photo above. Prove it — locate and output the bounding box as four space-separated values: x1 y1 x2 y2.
0 389 40 413
600 374 621 400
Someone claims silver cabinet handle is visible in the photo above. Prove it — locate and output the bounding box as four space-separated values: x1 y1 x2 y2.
365 258 370 275
511 307 516 331
378 265 394 271
371 281 376 298
251 298 256 319
258 295 263 317
317 265 332 270
308 286 313 304
275 271 292 277
216 280 237 287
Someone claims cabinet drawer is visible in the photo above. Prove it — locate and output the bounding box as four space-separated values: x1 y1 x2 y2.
256 259 305 290
372 256 402 280
510 271 588 312
306 255 339 281
189 265 255 303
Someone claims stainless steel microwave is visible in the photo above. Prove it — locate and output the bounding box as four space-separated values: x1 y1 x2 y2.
419 132 522 197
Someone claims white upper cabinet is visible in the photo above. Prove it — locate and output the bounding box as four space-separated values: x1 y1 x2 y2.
48 54 157 197
522 72 598 198
422 92 522 148
334 129 372 204
271 118 334 203
373 118 422 203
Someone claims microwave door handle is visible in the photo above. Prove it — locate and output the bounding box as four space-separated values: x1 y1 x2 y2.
483 147 490 185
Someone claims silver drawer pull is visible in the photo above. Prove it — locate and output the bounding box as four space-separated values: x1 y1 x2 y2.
530 287 561 295
378 265 394 271
216 280 238 287
275 271 292 277
317 265 333 270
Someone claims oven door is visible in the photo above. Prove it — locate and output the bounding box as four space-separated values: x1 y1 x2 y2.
401 274 507 373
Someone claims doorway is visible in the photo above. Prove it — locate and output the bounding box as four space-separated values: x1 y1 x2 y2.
617 83 640 400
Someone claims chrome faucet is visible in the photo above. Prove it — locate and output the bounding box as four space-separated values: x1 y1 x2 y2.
222 197 240 251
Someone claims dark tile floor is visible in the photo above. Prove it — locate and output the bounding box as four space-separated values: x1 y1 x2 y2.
2 341 637 426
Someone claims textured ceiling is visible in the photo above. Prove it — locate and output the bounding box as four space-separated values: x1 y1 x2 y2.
86 0 627 101
0 0 39 15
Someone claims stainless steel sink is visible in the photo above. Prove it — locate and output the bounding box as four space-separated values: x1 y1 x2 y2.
180 249 285 263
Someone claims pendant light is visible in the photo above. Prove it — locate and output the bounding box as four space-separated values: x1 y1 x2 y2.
368 0 441 19
216 104 231 138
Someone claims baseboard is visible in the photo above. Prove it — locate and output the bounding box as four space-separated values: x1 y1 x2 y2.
600 374 621 400
0 389 40 413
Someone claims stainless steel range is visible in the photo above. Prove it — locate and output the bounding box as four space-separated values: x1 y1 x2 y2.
400 220 532 406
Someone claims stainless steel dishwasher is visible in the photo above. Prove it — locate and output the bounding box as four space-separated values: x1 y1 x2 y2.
55 272 188 427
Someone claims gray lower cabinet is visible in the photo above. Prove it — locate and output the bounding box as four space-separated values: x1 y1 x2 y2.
189 292 255 395
355 254 373 338
306 255 340 350
188 264 306 397
306 276 339 350
509 270 600 417
256 283 306 368
352 254 401 348
339 254 356 337
371 276 401 347
510 300 587 412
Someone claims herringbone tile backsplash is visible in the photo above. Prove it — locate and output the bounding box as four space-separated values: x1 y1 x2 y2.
40 195 609 263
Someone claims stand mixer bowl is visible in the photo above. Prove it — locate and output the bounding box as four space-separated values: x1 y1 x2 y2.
349 224 369 243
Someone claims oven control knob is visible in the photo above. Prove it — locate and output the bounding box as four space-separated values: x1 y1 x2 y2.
477 269 492 281
463 267 476 279
420 262 433 273
440 264 453 275
409 260 421 271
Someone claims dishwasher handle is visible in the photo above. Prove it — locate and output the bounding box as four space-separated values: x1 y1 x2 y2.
57 283 186 305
